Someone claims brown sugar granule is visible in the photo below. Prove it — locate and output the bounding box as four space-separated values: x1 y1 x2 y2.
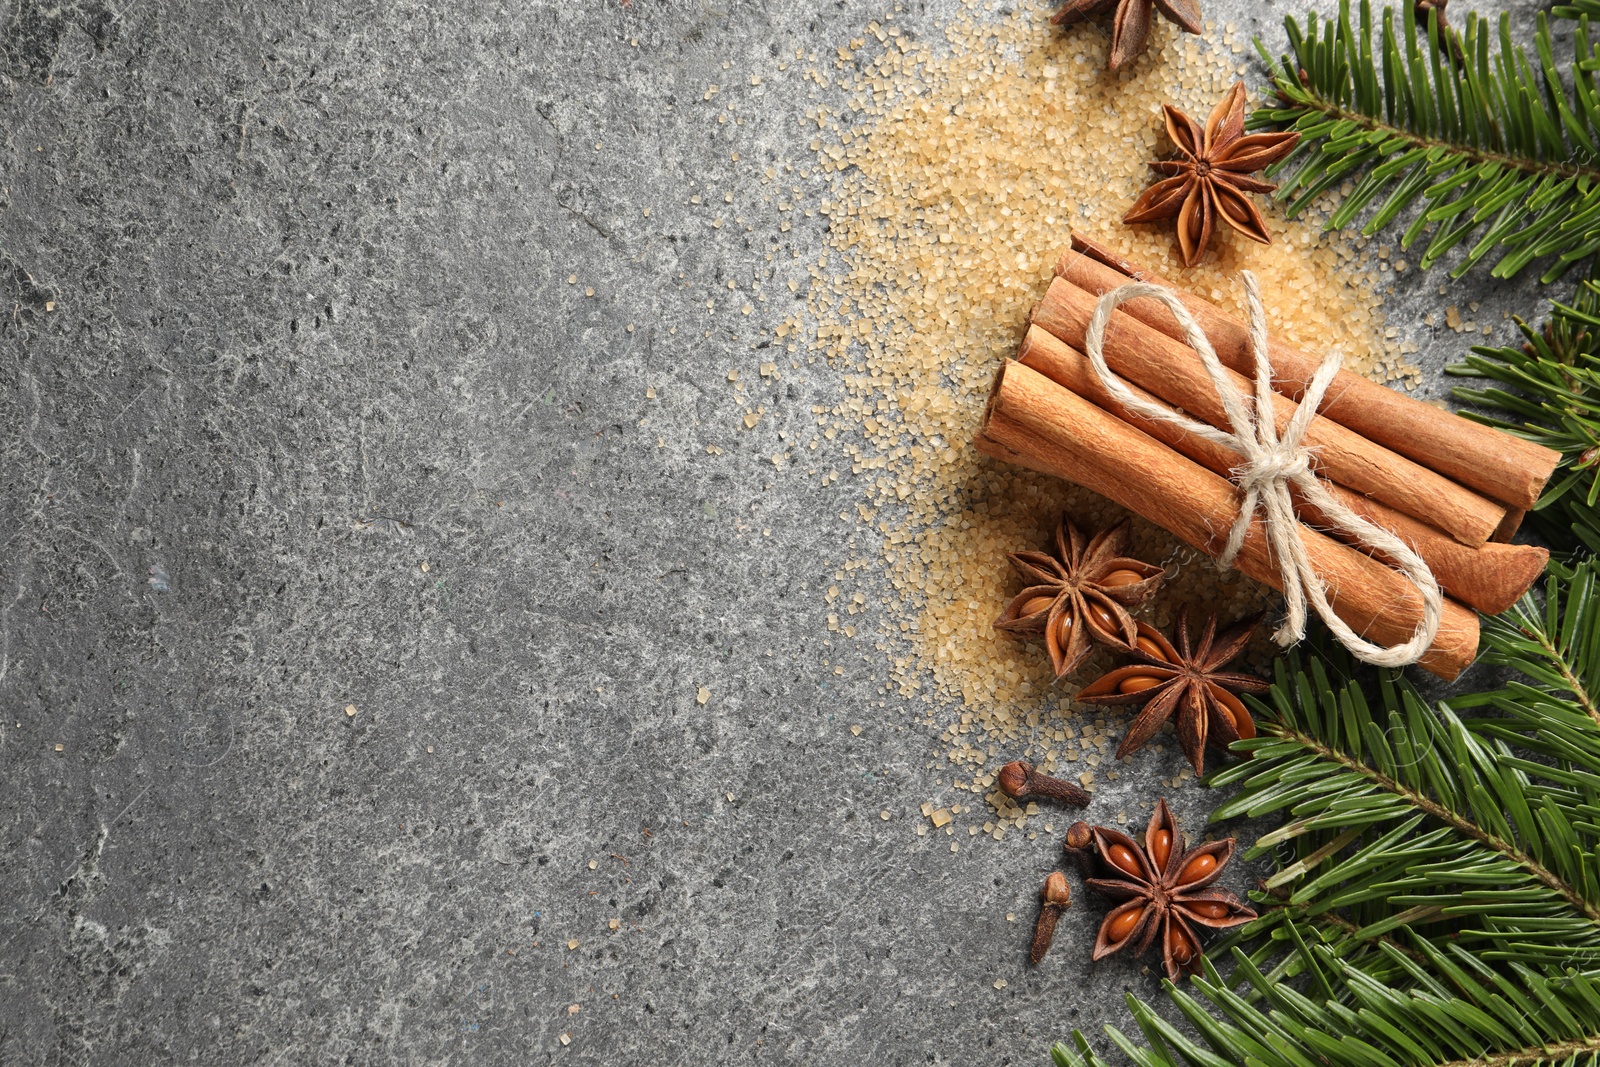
792 1 1413 816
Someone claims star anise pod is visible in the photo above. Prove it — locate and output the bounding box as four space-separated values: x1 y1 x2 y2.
994 516 1164 679
1051 0 1203 72
1077 608 1268 775
1123 82 1302 268
1076 799 1255 980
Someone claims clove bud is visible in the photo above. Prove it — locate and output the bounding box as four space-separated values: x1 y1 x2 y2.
1029 872 1072 963
997 760 1091 808
1063 820 1096 878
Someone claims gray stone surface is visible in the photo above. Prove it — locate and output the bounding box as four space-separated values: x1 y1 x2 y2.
0 0 1562 1064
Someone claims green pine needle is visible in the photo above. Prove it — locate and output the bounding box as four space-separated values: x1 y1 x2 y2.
1255 1 1600 283
1447 278 1600 551
1054 947 1600 1067
1056 564 1600 1066
1206 648 1600 968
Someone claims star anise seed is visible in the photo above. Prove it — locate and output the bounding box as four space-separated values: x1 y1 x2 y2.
1123 81 1301 268
1051 0 1204 72
1083 798 1255 980
1077 608 1268 776
994 516 1164 679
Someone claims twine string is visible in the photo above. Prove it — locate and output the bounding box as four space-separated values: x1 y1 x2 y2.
1080 272 1442 667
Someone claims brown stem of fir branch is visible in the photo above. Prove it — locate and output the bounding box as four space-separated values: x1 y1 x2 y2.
1272 89 1600 186
1271 725 1600 924
1514 617 1600 733
1437 1035 1600 1067
1257 885 1429 965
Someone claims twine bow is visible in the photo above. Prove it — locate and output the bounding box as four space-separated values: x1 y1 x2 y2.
1081 272 1442 668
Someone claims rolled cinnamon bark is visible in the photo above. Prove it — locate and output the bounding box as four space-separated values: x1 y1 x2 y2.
975 359 1479 680
1032 276 1506 548
1017 326 1548 616
1491 508 1527 543
1058 233 1560 511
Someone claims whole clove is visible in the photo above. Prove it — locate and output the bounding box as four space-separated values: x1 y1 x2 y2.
1064 820 1097 878
1030 871 1073 963
998 760 1091 807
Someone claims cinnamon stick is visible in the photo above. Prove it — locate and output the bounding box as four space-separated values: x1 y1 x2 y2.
975 360 1479 680
1491 509 1527 543
1032 276 1506 548
1059 233 1560 511
1017 326 1548 616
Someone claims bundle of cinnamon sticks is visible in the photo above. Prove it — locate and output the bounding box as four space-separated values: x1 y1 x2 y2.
975 234 1562 681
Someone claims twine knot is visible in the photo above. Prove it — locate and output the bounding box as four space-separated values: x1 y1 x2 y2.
1234 450 1311 492
1080 272 1442 668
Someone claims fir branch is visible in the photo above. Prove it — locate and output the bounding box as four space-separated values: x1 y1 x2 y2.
1269 101 1599 186
1054 941 1600 1067
1257 718 1600 923
1252 881 1432 967
1437 1040 1600 1067
1254 1 1600 283
1475 566 1600 733
1448 279 1600 552
1201 648 1600 964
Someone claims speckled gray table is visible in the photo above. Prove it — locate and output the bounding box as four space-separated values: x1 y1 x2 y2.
0 1 1558 1063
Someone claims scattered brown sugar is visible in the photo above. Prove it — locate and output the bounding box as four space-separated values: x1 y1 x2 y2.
785 1 1415 825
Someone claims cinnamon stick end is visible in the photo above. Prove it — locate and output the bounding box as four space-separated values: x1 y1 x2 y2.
1468 544 1549 616
981 361 1010 428
1490 507 1526 544
1062 232 1144 281
1418 606 1480 682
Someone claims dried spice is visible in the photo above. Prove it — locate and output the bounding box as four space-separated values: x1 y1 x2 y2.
994 516 1164 679
1077 608 1268 775
807 1 1417 787
1415 0 1464 63
1123 82 1302 268
1050 0 1203 72
1030 871 1073 963
1062 821 1097 878
1414 0 1450 24
1072 799 1254 980
997 760 1091 807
